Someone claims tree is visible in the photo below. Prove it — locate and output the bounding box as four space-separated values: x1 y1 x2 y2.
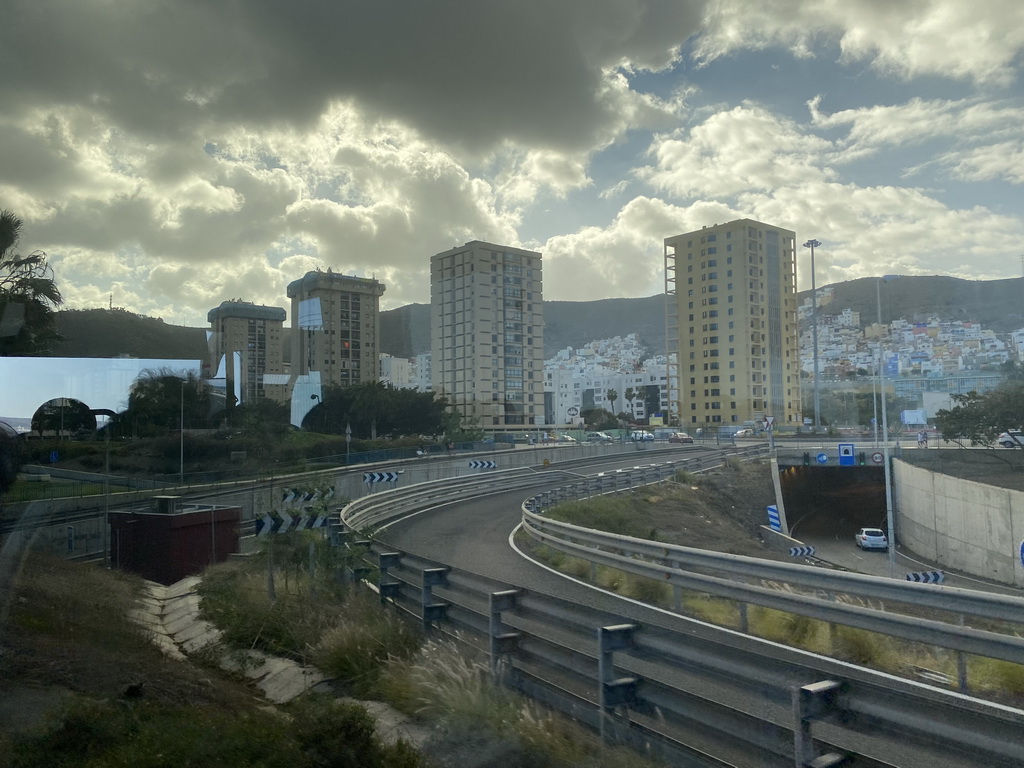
606 389 618 415
114 369 213 437
31 398 96 438
0 210 63 356
935 381 1024 449
581 407 617 430
623 387 637 418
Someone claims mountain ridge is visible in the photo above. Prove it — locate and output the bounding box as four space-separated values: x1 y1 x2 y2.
42 275 1024 362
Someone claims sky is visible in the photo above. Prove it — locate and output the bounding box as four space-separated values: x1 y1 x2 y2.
2 0 1023 326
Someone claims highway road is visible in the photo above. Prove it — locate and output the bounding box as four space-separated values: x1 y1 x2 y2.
375 447 998 768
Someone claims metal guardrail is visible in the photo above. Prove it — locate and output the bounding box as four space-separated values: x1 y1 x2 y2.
521 464 1024 671
333 450 1024 767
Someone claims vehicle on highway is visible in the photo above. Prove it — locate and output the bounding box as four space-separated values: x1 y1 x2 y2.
554 433 577 443
630 430 654 441
734 428 755 438
668 432 694 444
855 527 888 550
585 431 613 443
998 430 1024 448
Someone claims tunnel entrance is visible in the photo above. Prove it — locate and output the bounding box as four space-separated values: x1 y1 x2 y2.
779 466 886 539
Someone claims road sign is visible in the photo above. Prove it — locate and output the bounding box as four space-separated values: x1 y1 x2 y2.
905 570 945 584
766 505 781 531
816 452 828 464
469 460 496 469
789 546 815 558
871 452 884 464
364 471 400 484
1019 540 1024 568
763 416 775 430
838 443 855 467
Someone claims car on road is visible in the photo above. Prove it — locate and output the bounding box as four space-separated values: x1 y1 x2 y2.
998 430 1024 448
734 428 756 438
554 433 577 443
668 432 694 444
854 527 888 550
585 431 613 443
630 430 654 441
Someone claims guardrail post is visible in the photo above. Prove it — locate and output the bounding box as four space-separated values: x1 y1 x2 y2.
670 559 682 612
421 567 449 630
792 680 849 767
957 614 969 692
489 590 521 680
598 624 638 744
378 552 403 603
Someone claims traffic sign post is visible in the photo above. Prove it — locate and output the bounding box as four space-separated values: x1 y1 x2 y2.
838 443 855 467
816 452 828 464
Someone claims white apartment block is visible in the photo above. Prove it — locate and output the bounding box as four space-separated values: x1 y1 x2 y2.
430 241 544 427
379 353 413 389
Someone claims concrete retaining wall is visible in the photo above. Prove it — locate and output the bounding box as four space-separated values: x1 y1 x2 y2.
894 459 1024 587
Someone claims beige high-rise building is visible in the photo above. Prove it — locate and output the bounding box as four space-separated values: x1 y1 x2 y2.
664 219 801 428
206 300 287 403
431 241 544 428
286 270 385 389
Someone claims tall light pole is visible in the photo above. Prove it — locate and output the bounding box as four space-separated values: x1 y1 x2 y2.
180 379 185 485
802 239 822 430
877 276 897 578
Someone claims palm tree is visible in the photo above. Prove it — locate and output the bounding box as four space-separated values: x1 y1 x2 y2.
1 210 63 355
624 387 637 419
606 389 618 415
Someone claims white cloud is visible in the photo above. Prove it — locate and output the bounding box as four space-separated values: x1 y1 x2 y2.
696 0 1024 86
642 104 837 197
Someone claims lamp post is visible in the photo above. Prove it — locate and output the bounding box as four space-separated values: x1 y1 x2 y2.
180 379 185 485
802 239 822 430
877 276 897 577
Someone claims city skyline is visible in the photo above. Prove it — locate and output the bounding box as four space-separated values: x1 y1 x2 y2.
2 1 1022 326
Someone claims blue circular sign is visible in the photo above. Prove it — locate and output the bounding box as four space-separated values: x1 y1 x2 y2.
816 452 828 464
1019 540 1024 568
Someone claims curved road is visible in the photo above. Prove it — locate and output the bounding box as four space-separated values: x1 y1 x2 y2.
375 447 989 768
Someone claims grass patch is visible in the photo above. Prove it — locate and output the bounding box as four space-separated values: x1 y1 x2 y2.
197 536 421 691
970 657 1024 696
545 494 658 540
5 692 425 768
378 638 663 768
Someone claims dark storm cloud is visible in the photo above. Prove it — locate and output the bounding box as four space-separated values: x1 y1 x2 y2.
2 0 706 152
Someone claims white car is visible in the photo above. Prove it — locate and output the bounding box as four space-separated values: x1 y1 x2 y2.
998 430 1024 448
555 434 577 443
630 431 654 441
734 428 755 438
855 527 888 551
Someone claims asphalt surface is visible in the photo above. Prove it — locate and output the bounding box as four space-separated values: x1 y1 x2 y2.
375 447 1009 768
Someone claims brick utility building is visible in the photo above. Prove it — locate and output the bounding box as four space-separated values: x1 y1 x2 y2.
206 300 287 403
431 241 544 428
109 496 240 585
286 269 386 389
664 219 801 428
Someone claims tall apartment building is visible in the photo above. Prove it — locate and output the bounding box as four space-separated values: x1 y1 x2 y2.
206 300 287 403
664 218 800 427
286 269 385 389
430 241 544 428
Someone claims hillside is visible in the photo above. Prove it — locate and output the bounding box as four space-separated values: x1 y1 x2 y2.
801 276 1024 333
43 276 1024 362
53 309 208 360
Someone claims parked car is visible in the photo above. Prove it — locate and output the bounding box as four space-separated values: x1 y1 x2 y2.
585 431 613 443
630 430 654 441
998 430 1024 448
668 432 694 444
854 527 888 550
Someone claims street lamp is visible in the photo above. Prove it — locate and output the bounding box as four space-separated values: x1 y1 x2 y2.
180 379 186 485
876 275 899 578
802 239 822 430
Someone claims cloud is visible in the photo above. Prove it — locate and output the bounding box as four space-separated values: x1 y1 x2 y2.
641 104 837 197
695 0 1024 86
541 196 739 301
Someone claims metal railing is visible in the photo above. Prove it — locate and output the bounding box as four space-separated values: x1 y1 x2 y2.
334 450 1024 767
